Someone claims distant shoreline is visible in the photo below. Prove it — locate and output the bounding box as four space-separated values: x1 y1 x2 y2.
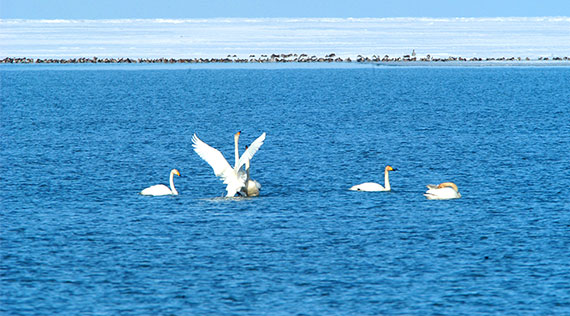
2 54 570 64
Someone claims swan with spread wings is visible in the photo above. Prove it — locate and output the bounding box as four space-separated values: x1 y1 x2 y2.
192 131 266 197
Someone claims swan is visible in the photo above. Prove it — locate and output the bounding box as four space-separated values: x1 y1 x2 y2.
424 182 461 200
349 165 397 192
192 131 266 197
240 145 261 197
140 169 181 196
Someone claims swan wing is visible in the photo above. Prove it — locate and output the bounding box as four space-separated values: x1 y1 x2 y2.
236 132 266 170
193 134 247 197
192 134 233 177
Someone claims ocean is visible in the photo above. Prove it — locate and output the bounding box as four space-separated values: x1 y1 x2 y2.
1 63 570 315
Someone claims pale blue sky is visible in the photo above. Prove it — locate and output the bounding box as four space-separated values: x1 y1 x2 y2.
1 0 569 19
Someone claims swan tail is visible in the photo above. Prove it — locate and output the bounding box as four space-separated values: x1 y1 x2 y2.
425 187 442 197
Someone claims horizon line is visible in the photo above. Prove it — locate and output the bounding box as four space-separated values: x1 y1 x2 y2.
2 16 570 23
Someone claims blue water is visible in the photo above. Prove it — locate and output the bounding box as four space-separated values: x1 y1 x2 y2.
1 64 569 315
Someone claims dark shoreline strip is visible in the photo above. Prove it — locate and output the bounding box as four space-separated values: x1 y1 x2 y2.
2 54 569 64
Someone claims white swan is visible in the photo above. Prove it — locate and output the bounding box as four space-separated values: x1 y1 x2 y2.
141 169 181 196
240 145 261 197
424 182 461 200
192 131 266 197
349 165 397 192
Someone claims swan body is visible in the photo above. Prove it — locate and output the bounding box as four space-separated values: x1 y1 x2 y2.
245 179 261 196
141 169 181 196
424 182 461 200
349 182 386 192
193 132 266 197
350 165 397 192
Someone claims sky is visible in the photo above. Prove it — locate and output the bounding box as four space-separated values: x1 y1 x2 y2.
1 0 569 19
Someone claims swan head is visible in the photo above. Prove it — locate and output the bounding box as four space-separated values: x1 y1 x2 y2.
438 182 458 192
171 169 181 177
234 131 242 140
385 165 397 172
244 145 251 169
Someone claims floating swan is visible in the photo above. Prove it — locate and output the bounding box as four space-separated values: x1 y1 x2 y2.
424 182 461 200
240 145 261 197
193 132 266 197
140 169 181 196
350 165 397 192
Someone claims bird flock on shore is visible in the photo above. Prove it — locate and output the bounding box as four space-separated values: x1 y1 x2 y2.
3 54 569 65
140 131 461 200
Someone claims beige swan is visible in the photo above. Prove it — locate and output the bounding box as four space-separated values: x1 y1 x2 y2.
350 165 397 192
424 182 461 200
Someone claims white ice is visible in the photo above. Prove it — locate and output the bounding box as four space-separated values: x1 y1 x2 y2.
1 17 569 59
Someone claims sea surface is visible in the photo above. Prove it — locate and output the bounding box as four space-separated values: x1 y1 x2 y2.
1 63 569 315
2 17 570 59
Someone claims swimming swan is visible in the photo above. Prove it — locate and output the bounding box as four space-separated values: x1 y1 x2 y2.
141 169 181 196
192 132 266 197
424 182 461 200
240 145 261 197
350 165 397 192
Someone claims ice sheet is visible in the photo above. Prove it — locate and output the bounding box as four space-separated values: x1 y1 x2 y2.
1 17 569 59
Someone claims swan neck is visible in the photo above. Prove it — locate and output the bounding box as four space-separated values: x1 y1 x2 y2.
169 171 178 195
245 160 251 180
440 182 458 192
384 168 391 190
234 133 240 168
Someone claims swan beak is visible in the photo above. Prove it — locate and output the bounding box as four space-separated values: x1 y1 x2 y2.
392 168 398 171
175 170 181 176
